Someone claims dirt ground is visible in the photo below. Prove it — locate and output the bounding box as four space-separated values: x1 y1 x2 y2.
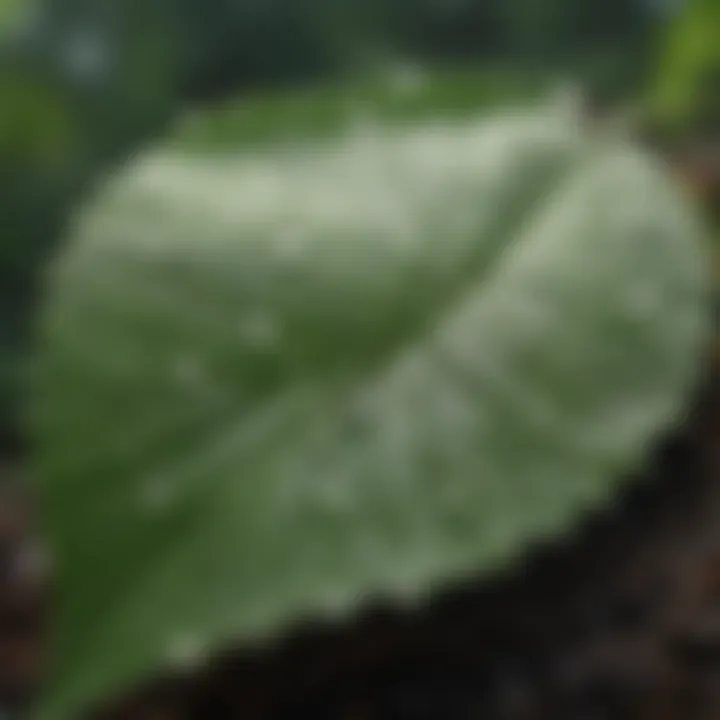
0 361 717 719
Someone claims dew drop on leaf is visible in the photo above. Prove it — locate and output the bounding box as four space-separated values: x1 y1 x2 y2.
385 63 428 96
172 354 207 390
164 633 203 671
238 310 281 351
138 477 174 514
316 477 356 516
61 27 111 86
628 283 662 318
11 541 51 584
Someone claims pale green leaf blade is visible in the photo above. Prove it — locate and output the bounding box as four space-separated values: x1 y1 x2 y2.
33 110 710 718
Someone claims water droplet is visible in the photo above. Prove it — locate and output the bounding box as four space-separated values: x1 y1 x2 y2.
63 28 111 85
239 310 281 350
11 542 51 583
173 354 206 389
340 400 375 442
385 63 427 95
552 79 586 121
317 478 355 515
139 477 175 513
347 108 383 146
450 207 482 240
629 283 660 318
273 227 308 262
165 633 204 670
318 585 352 618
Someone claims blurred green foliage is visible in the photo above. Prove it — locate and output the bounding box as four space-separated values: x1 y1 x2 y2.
651 0 719 136
1 0 180 446
0 0 21 29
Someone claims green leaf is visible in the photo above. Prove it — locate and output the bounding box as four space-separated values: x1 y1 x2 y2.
171 66 551 153
650 0 720 132
0 0 22 33
33 106 710 718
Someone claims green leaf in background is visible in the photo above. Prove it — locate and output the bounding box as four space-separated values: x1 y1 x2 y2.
651 0 720 134
32 104 710 718
0 53 84 447
0 0 180 446
0 0 23 33
0 71 79 168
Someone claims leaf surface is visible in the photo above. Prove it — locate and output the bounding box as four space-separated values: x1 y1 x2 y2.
33 108 710 718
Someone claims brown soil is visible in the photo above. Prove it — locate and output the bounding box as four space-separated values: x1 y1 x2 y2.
0 363 718 719
671 142 720 224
